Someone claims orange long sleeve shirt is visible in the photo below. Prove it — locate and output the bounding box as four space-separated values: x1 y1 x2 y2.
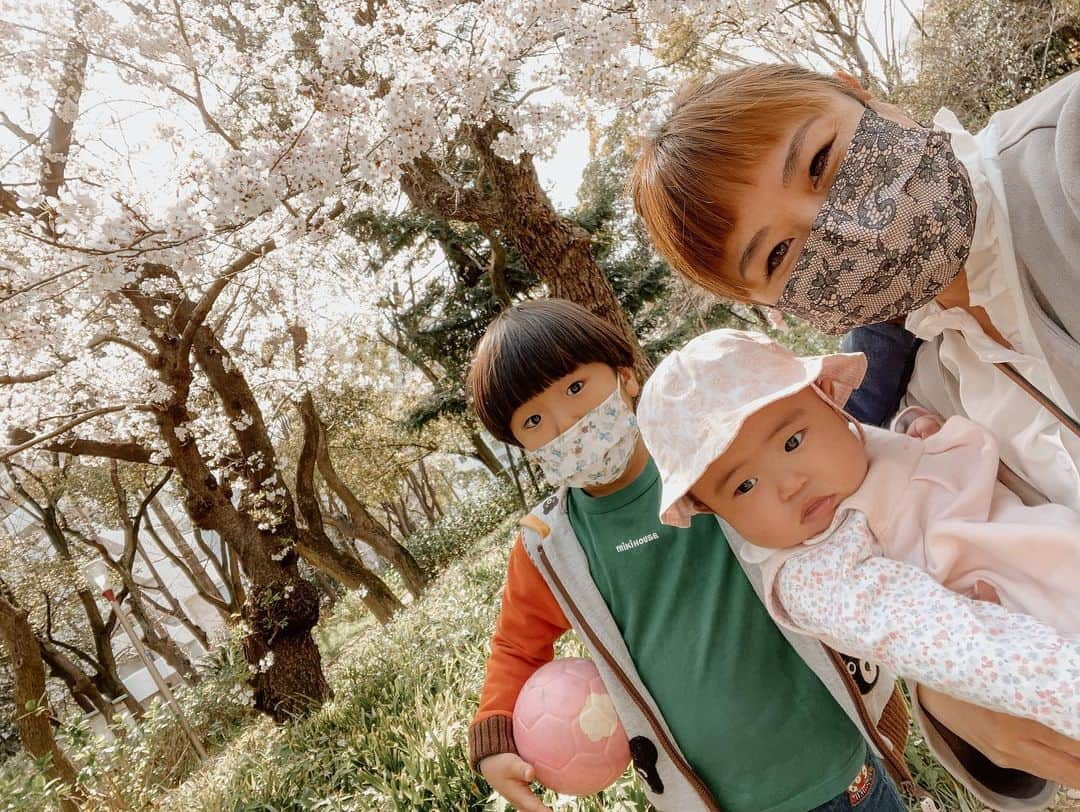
469 534 570 766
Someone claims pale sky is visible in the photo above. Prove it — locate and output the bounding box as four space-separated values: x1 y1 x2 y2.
536 0 922 212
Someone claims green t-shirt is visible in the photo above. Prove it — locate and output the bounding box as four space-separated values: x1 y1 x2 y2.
567 459 866 812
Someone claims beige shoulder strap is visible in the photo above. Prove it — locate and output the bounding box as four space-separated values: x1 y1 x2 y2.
994 362 1080 440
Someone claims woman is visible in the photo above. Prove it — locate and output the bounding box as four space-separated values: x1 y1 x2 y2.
630 63 1080 807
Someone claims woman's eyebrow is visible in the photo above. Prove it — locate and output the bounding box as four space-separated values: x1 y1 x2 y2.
738 229 765 279
782 116 820 186
737 116 821 279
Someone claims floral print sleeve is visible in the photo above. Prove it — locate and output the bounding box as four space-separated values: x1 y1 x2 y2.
771 513 1080 739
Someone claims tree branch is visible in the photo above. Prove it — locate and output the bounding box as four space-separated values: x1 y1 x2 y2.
133 471 172 537
87 334 155 362
169 0 241 151
0 112 40 145
1 406 128 461
179 236 276 357
0 370 57 385
3 429 161 466
40 33 88 201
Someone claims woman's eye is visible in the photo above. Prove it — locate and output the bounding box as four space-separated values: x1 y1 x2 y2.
809 140 834 185
735 477 757 495
766 240 792 276
784 431 804 452
523 414 540 429
567 380 584 395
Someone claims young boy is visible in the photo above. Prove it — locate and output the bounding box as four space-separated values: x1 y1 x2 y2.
467 299 912 812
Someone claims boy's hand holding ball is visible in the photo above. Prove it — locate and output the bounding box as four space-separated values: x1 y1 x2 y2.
479 753 552 812
483 658 631 810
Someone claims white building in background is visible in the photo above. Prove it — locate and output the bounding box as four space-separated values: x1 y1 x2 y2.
78 505 234 738
0 495 233 739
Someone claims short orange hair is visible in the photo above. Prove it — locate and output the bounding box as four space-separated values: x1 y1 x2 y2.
630 64 860 300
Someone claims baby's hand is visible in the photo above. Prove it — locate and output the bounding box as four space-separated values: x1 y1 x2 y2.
907 413 945 439
892 406 945 439
479 753 552 812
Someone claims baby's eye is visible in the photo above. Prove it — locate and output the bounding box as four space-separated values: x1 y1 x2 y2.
766 240 792 277
523 414 541 430
784 431 804 452
567 380 584 395
809 139 834 186
735 477 757 495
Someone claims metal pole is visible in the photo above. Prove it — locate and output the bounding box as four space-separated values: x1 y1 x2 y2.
102 588 207 761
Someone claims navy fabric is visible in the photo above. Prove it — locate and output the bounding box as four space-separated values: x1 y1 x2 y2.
841 323 921 427
810 752 907 812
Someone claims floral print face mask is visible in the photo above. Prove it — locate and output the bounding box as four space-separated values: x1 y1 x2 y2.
776 108 977 335
526 378 640 489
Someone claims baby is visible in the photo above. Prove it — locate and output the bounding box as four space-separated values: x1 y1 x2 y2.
637 329 1080 739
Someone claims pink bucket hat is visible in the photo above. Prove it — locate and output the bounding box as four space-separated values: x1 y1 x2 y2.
638 329 867 527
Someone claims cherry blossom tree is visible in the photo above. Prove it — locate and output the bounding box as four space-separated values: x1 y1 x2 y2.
5 0 896 720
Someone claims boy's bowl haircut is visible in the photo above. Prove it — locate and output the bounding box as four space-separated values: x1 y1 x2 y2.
468 299 636 445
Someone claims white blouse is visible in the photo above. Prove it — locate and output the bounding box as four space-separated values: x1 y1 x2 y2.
904 109 1080 510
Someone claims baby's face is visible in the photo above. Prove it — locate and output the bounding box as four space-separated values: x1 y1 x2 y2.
688 387 868 548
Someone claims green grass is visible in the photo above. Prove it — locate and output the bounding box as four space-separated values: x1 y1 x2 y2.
4 506 1072 811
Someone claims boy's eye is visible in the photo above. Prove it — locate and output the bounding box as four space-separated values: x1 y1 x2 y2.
735 477 757 495
809 139 834 186
784 431 804 452
567 380 584 395
766 239 792 277
523 414 541 430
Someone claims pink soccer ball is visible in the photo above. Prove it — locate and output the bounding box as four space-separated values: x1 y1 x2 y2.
513 657 631 796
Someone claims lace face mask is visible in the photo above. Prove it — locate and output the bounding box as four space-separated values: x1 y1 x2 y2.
776 108 977 335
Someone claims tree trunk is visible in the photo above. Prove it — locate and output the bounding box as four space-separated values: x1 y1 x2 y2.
417 458 443 518
150 500 233 623
122 263 330 722
469 431 506 480
136 544 212 650
519 449 543 499
224 542 245 612
503 443 528 510
306 393 429 598
33 499 140 715
194 526 242 613
437 468 462 502
390 496 417 536
293 390 403 624
401 119 651 380
38 639 114 719
0 472 140 721
240 601 331 722
382 503 405 539
0 593 82 811
121 581 200 682
294 533 401 624
311 571 340 608
405 469 437 524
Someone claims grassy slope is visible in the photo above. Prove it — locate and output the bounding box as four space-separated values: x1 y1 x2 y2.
84 517 1078 810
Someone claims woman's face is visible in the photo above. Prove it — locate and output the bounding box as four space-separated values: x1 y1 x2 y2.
722 92 920 306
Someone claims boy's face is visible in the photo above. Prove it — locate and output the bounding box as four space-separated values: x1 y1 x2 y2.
721 91 920 305
510 363 640 451
688 387 868 549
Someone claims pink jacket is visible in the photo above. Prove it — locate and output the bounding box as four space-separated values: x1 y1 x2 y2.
754 416 1080 738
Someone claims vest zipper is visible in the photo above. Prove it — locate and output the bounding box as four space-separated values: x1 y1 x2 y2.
537 544 722 812
823 646 917 796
